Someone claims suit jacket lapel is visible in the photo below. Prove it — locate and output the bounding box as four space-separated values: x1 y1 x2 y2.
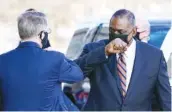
124 41 145 101
107 55 123 98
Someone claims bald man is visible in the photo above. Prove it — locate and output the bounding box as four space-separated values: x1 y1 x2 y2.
135 18 150 43
74 9 171 111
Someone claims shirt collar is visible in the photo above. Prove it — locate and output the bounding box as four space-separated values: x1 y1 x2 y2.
17 41 40 48
122 39 136 58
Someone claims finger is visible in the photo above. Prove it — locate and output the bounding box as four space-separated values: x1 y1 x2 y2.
118 43 123 48
124 46 127 51
115 42 121 48
115 43 124 51
121 41 127 47
113 39 126 50
111 50 121 54
114 46 122 51
113 47 118 50
113 45 120 50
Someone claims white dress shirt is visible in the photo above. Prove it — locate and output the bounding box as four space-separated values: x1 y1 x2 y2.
116 39 136 91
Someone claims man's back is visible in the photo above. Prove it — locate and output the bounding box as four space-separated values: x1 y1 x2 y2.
0 42 83 111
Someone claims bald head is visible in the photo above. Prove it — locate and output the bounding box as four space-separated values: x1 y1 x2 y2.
110 9 136 27
25 8 36 12
109 9 137 43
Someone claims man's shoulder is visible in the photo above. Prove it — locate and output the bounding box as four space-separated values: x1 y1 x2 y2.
43 50 60 55
137 41 162 55
0 49 17 59
43 50 64 59
84 39 108 51
0 49 18 69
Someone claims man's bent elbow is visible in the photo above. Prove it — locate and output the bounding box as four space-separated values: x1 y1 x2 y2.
72 67 84 82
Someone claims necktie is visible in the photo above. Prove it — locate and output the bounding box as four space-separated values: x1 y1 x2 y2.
117 53 127 97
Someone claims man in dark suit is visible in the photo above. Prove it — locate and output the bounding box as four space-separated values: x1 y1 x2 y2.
75 9 171 111
0 10 84 111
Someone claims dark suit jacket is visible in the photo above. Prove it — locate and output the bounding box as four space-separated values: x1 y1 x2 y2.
0 42 84 111
0 81 3 110
75 39 171 111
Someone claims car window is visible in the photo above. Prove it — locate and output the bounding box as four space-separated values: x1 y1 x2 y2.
66 25 105 60
148 27 170 48
148 20 171 48
66 28 89 60
93 26 109 41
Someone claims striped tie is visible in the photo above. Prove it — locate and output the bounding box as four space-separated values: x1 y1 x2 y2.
117 53 127 97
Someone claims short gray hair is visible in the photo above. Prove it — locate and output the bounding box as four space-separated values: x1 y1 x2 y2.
111 9 135 26
17 11 48 39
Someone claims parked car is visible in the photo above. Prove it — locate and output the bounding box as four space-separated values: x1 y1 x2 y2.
65 19 172 109
66 20 171 59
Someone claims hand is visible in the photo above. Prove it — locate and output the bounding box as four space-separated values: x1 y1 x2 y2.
105 38 127 56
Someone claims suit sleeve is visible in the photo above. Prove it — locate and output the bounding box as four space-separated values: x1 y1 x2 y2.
74 44 108 77
155 51 171 111
58 54 84 83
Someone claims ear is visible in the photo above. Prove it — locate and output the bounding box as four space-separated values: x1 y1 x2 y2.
132 27 137 37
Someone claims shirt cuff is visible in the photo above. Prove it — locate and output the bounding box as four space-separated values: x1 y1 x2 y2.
105 54 108 59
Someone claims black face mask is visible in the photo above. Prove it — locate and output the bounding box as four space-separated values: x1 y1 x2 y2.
39 31 51 49
109 31 129 44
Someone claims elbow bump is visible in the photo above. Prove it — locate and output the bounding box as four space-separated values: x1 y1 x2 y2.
75 71 84 81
